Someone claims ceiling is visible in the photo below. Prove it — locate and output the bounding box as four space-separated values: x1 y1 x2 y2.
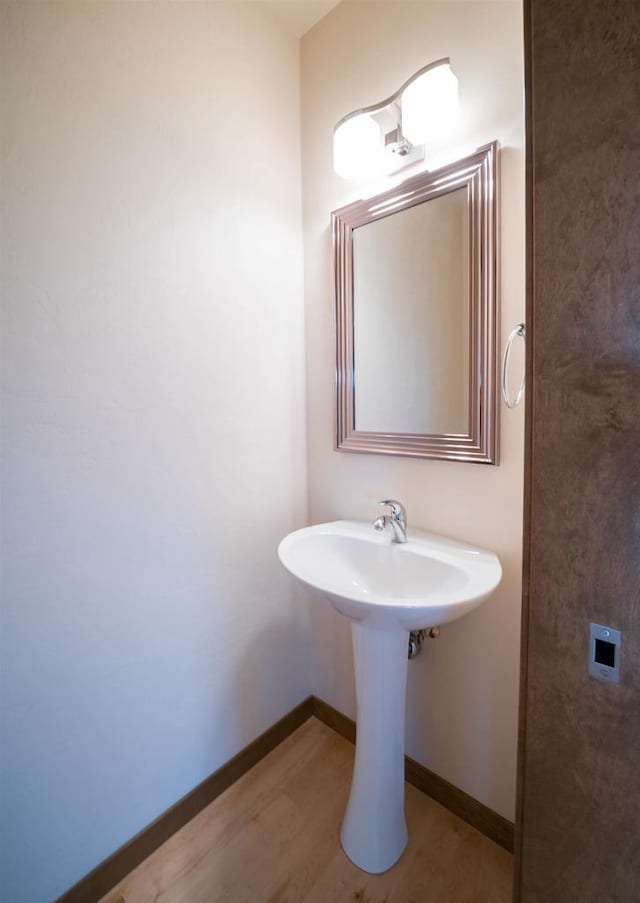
262 0 341 38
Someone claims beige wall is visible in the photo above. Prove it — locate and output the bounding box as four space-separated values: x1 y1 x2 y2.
301 0 525 820
0 3 308 900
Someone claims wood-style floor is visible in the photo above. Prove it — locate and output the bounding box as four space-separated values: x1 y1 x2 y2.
100 718 512 903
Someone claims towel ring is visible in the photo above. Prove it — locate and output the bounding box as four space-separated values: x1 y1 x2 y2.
502 323 526 408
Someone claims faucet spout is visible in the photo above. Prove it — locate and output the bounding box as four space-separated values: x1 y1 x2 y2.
373 499 408 543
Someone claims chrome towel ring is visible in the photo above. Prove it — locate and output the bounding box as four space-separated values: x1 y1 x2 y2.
502 322 526 408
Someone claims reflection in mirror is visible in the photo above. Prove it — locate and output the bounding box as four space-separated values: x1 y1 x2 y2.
353 187 469 434
333 141 498 463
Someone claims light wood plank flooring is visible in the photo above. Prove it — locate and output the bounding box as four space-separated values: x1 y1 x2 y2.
100 718 512 903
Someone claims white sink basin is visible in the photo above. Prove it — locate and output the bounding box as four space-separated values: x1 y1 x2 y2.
277 520 501 631
278 517 502 875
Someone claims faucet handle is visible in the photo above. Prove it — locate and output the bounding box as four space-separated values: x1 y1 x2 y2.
378 499 407 523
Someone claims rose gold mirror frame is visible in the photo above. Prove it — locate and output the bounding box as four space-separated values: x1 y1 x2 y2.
332 141 499 463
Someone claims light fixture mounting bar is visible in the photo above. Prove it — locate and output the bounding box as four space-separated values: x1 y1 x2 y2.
333 57 451 133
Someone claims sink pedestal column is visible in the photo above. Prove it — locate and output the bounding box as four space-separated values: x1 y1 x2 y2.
340 616 409 873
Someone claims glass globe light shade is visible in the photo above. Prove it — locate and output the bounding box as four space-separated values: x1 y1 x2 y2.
400 63 459 146
333 113 383 180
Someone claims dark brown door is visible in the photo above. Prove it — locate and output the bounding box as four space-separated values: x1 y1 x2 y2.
515 1 640 901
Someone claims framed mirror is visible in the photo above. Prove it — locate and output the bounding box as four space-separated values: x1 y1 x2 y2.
332 141 499 463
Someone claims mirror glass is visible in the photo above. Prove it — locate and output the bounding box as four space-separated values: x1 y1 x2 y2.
333 142 498 463
353 187 469 434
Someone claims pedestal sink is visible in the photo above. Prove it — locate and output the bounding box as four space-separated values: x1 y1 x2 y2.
277 519 502 874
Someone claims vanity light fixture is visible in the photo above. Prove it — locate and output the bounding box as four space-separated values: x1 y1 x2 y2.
332 58 459 180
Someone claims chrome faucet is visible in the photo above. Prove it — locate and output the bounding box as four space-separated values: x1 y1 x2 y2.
372 499 408 544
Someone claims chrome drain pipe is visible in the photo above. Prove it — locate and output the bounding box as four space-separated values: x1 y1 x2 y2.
408 627 440 659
